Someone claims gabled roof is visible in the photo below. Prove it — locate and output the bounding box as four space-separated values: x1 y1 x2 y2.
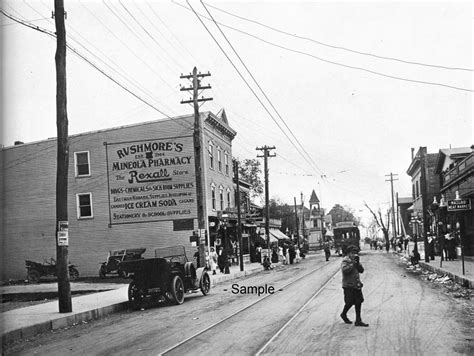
216 108 229 125
434 146 473 174
309 190 320 204
206 111 236 140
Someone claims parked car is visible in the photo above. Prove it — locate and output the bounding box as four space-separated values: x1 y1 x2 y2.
25 258 79 283
99 248 146 278
120 245 211 310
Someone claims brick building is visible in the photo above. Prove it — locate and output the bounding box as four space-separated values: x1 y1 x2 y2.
406 147 440 259
0 110 236 280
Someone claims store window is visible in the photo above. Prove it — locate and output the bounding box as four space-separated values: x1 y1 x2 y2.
75 151 91 177
76 193 93 219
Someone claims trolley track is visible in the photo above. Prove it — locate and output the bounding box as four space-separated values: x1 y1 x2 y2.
159 260 340 355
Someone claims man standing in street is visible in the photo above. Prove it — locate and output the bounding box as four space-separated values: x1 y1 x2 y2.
340 246 369 327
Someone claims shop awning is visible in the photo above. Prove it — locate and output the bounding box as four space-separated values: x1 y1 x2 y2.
270 229 289 241
243 223 257 227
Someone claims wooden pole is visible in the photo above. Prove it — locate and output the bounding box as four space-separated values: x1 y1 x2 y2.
234 160 244 271
54 0 72 313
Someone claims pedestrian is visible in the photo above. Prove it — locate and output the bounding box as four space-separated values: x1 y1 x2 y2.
256 245 262 264
445 233 456 260
340 246 369 327
295 246 301 263
410 249 420 266
289 244 296 264
217 247 226 273
324 241 331 261
209 247 218 275
404 236 409 251
262 255 273 270
278 246 284 263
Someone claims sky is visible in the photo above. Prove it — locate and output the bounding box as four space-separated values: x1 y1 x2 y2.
2 0 473 226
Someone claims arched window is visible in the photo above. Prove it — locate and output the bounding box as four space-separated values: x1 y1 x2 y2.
219 186 224 210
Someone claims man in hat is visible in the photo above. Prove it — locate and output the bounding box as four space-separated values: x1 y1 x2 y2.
340 245 369 327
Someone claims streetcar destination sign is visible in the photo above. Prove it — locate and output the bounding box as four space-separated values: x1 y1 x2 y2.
447 198 471 211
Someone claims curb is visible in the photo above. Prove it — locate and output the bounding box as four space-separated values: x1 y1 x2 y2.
418 261 473 289
1 264 272 346
1 301 129 346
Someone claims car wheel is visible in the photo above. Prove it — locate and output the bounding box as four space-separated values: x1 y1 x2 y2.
200 271 211 296
170 275 185 305
27 270 41 283
99 266 106 279
128 281 143 310
69 267 79 281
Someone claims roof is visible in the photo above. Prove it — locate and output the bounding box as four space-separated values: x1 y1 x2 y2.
434 146 473 174
309 190 320 203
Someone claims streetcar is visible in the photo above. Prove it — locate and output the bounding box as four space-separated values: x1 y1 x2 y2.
333 221 360 256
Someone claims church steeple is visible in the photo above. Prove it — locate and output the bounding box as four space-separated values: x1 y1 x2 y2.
309 190 319 204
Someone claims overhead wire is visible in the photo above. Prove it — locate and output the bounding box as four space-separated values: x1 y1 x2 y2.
204 2 473 72
75 0 181 116
0 9 194 133
117 0 185 76
200 1 325 176
184 0 325 180
174 1 473 93
101 0 178 93
29 1 175 118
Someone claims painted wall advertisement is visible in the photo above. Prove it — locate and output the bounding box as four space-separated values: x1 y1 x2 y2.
106 136 197 225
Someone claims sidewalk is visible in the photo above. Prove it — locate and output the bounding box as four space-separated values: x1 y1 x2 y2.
399 242 473 289
0 260 282 346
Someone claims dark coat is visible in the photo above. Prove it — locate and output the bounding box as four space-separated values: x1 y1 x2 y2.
341 256 364 288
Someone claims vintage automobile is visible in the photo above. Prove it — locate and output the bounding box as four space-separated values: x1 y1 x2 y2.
99 248 146 279
25 258 79 283
120 245 211 309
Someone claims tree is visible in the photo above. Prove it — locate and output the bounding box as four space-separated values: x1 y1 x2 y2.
328 204 358 225
268 198 297 235
238 158 263 198
364 202 390 252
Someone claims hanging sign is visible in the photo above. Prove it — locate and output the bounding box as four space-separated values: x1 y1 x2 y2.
447 199 471 212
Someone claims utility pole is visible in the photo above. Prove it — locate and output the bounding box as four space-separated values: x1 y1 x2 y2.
385 172 399 239
294 197 299 248
180 67 212 268
234 159 244 271
419 147 430 262
300 193 305 244
396 192 400 235
54 0 72 313
256 146 276 254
